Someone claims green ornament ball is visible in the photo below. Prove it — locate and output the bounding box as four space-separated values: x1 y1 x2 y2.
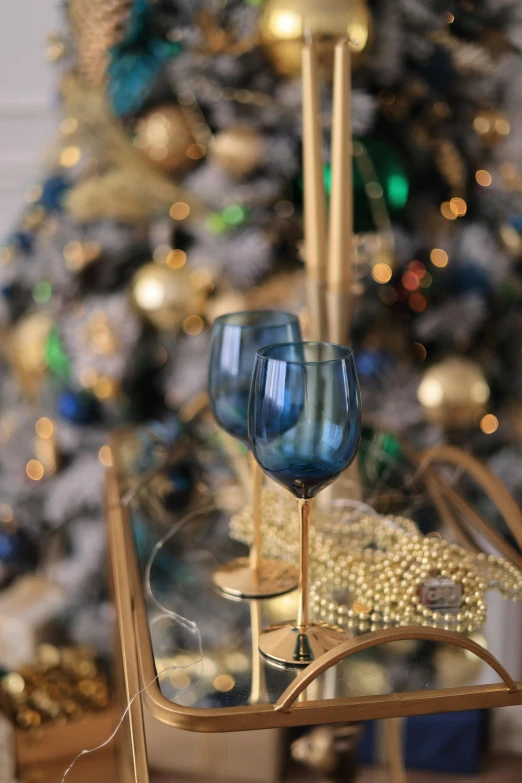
359 425 405 486
317 135 409 234
45 328 71 382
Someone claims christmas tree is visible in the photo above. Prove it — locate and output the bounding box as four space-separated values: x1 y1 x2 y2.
1 0 522 648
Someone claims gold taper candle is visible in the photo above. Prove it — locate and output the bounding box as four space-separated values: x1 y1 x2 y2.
302 33 327 340
326 39 361 502
327 38 352 344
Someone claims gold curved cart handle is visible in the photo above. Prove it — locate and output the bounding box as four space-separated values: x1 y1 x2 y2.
420 445 522 567
275 626 520 714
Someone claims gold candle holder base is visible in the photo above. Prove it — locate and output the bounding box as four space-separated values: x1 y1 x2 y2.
212 558 299 600
258 621 349 668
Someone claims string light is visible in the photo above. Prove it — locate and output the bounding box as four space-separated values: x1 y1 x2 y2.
169 202 190 220
93 377 117 400
440 202 457 220
430 248 449 268
0 503 14 524
372 263 392 284
168 672 191 690
186 143 206 160
473 116 490 135
480 414 498 434
402 271 420 292
153 245 172 263
434 101 451 118
476 170 492 187
412 342 427 362
449 197 467 216
213 674 235 693
166 249 187 270
98 445 113 467
35 418 54 439
409 293 427 312
496 119 511 136
60 146 81 167
182 315 204 336
26 460 44 481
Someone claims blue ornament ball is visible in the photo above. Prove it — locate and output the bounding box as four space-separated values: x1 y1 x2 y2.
356 348 393 381
40 175 70 211
0 526 38 587
57 389 99 424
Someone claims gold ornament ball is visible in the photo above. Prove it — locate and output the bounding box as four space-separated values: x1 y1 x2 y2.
134 107 197 174
417 356 490 429
259 0 372 77
473 108 511 147
131 263 205 331
210 127 265 177
9 312 54 400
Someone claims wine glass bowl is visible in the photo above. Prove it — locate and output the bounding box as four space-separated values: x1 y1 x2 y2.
208 310 302 600
250 342 361 499
249 342 362 666
209 311 302 445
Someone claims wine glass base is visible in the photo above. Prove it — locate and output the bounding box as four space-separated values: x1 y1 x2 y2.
211 557 299 599
258 621 349 667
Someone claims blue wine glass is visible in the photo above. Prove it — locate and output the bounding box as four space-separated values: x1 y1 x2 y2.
249 342 362 665
208 311 302 599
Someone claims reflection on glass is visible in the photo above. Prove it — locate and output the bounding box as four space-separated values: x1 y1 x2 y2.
208 311 302 599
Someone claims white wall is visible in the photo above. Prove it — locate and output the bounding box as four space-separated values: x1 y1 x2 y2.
0 1 60 237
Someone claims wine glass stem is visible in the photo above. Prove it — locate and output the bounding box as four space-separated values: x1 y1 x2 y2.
249 455 263 572
297 498 314 629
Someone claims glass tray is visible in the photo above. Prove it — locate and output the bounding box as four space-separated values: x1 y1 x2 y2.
107 422 522 732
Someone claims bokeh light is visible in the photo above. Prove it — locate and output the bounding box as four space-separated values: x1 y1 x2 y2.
480 414 498 434
430 248 449 268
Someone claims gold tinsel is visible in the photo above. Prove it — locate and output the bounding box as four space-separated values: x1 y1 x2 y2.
434 139 466 193
69 0 132 87
61 78 203 223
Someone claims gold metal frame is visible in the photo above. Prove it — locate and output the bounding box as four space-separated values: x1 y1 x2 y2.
107 473 150 781
419 445 522 568
107 433 522 734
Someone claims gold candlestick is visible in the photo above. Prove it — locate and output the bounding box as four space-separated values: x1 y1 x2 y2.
327 38 352 345
302 33 327 341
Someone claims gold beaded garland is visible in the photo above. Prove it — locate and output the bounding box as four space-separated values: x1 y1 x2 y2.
230 488 522 633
